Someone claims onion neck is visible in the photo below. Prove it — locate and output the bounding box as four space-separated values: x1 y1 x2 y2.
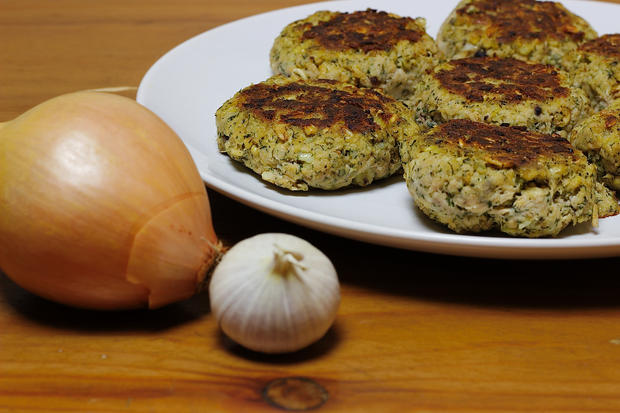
197 240 227 291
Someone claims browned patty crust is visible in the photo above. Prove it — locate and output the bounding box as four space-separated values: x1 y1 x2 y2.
434 57 569 103
236 79 394 133
454 0 589 45
301 9 423 55
429 119 578 168
579 34 620 58
406 56 588 135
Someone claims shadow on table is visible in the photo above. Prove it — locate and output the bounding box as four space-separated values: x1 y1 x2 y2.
3 188 619 335
210 188 620 311
0 271 211 332
334 238 620 310
216 323 343 364
0 268 341 361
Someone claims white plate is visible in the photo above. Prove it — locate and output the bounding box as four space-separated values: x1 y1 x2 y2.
137 0 620 259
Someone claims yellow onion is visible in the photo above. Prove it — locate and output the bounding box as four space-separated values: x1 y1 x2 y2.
0 92 220 310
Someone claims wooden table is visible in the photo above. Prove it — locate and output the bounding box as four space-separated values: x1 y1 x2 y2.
2 1 620 411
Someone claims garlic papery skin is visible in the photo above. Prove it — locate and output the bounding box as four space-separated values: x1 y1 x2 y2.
209 233 340 354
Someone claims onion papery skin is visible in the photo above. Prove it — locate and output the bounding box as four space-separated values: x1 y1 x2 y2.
0 92 218 310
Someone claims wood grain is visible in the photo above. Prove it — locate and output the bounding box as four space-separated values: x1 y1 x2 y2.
2 1 620 412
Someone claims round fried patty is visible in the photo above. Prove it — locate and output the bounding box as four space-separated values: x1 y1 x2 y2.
270 9 441 100
562 34 620 111
406 57 589 136
570 102 620 190
215 75 419 191
399 119 617 237
437 0 597 66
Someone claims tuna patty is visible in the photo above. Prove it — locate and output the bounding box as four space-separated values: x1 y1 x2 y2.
570 103 620 190
270 9 441 100
399 119 617 237
562 34 620 111
437 0 597 67
215 75 419 191
406 56 589 136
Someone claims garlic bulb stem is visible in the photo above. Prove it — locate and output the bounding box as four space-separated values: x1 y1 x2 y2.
209 233 340 354
272 245 306 277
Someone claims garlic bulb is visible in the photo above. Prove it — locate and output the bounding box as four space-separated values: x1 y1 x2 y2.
209 233 340 354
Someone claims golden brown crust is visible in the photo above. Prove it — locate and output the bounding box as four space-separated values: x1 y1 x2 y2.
300 9 423 53
578 34 620 58
455 0 589 43
236 79 394 134
433 57 569 103
429 119 577 168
